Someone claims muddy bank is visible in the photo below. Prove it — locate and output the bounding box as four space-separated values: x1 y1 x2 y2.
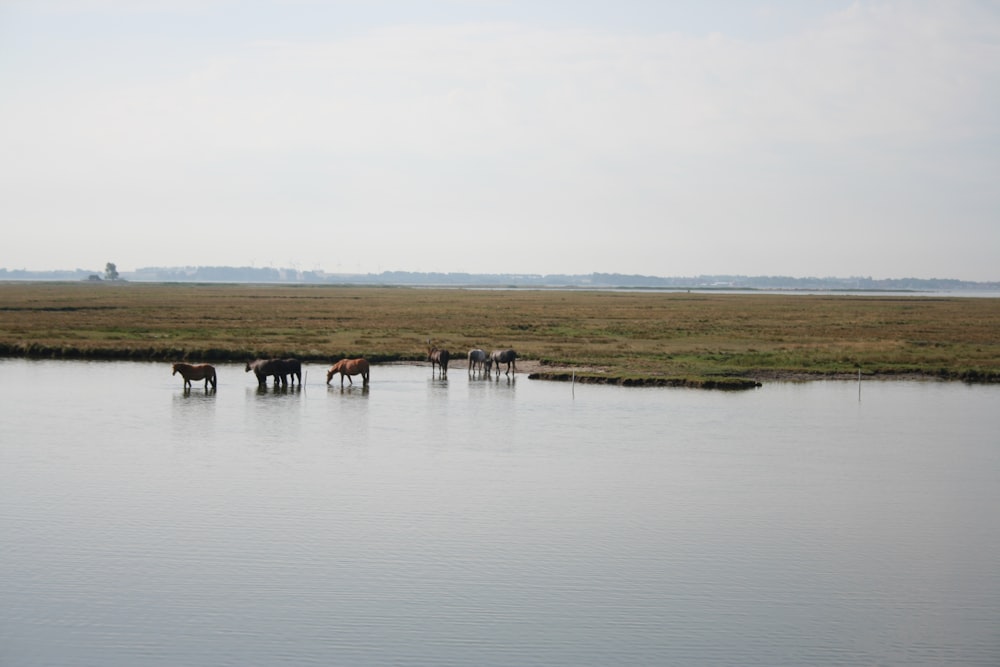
527 371 762 390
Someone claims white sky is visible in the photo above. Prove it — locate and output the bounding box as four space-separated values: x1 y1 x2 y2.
2 0 998 280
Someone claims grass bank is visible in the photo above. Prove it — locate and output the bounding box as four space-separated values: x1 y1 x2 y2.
1 282 998 388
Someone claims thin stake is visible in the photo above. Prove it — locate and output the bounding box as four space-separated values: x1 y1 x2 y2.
572 370 576 398
858 367 861 402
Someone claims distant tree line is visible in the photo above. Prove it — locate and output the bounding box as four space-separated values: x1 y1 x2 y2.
1 266 997 292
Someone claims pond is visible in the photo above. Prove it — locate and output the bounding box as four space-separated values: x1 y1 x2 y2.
1 360 998 666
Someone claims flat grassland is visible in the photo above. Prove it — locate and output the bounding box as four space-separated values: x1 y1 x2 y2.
1 282 998 387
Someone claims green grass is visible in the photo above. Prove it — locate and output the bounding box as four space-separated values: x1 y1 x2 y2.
1 282 999 387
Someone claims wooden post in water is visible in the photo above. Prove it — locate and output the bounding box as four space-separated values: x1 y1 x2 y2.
572 370 576 399
858 368 862 402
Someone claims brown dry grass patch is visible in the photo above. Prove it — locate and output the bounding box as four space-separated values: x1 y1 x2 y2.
1 282 998 383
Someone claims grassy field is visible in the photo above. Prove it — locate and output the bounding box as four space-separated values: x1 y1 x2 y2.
1 281 998 387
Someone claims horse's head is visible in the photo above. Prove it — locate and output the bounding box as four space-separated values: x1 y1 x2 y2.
245 361 252 372
171 363 179 375
326 365 337 383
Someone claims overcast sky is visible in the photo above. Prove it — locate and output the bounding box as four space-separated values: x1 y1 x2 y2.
2 1 998 280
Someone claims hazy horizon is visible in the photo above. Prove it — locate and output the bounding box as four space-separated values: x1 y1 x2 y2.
3 1 999 282
4 264 996 286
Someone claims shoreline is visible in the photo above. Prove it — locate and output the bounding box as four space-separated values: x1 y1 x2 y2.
1 352 979 390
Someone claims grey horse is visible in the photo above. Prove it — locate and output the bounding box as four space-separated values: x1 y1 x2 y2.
467 348 488 374
489 349 517 377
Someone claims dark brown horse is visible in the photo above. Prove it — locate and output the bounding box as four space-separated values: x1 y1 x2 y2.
245 358 290 388
489 349 517 377
172 362 217 390
274 358 302 386
326 358 370 387
427 341 450 377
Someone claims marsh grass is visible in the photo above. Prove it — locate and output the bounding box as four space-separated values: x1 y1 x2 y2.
1 282 998 385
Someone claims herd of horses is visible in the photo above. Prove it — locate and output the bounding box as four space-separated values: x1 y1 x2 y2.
170 345 516 391
443 346 518 377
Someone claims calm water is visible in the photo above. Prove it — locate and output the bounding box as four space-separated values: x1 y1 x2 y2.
1 359 998 667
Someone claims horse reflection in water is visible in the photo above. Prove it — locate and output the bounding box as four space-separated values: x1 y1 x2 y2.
326 358 370 388
172 362 217 391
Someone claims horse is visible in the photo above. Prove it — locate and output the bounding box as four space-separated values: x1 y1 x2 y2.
326 358 370 387
245 358 288 388
489 349 517 377
274 358 302 386
467 348 488 373
172 362 217 390
427 341 450 377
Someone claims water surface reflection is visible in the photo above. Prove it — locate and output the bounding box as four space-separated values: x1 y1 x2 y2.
1 359 998 667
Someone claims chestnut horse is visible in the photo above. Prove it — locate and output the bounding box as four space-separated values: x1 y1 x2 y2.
326 358 370 387
172 362 217 390
489 349 517 377
427 341 450 377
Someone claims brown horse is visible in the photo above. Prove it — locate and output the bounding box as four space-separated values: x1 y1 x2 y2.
326 358 370 387
427 341 450 377
246 358 286 387
274 358 302 386
172 362 217 390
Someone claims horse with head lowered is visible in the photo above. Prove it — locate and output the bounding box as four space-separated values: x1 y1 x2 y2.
326 358 370 388
467 348 488 374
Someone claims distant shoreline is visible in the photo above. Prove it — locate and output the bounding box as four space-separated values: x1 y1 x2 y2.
1 267 997 293
4 278 999 300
